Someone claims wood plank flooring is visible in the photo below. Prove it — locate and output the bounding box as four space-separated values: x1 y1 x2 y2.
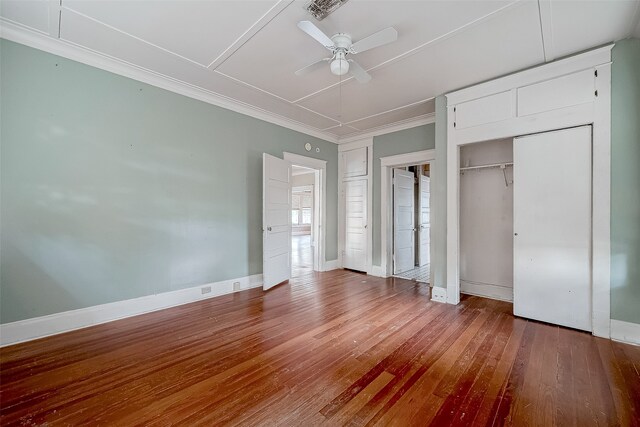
292 234 313 278
1 270 639 426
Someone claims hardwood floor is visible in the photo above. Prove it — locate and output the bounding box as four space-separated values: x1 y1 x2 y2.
292 234 313 278
1 270 639 426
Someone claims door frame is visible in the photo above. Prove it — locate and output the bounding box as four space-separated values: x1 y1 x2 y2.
380 149 436 278
284 152 327 272
444 45 612 338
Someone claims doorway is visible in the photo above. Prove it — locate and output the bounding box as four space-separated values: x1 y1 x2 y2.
392 164 431 284
291 167 314 277
380 149 436 280
283 152 327 278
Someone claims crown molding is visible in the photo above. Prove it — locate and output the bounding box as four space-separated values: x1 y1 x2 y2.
338 113 436 144
0 20 440 146
0 19 340 143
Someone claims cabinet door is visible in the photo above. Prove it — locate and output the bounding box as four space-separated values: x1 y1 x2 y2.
513 126 592 331
342 147 368 178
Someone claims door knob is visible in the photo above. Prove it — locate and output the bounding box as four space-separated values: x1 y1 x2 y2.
514 232 518 236
267 226 272 231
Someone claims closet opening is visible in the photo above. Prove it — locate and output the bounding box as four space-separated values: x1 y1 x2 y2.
459 138 514 301
392 163 431 284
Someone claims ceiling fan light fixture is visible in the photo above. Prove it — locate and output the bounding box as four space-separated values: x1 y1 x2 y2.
330 52 349 76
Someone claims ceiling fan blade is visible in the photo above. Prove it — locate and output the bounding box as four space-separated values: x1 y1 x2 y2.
295 58 330 76
348 60 371 83
350 27 398 54
297 21 334 48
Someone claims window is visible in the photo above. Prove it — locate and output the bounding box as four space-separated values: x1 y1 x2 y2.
291 189 313 226
302 208 311 225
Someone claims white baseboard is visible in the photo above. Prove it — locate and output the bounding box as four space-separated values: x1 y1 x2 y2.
369 265 387 278
610 319 640 346
0 274 263 347
460 280 513 302
431 286 447 303
324 259 340 271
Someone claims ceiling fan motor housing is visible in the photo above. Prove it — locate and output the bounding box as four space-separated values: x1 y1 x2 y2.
331 33 352 49
330 34 352 76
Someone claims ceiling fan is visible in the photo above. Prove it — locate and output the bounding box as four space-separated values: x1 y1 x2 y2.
295 21 398 83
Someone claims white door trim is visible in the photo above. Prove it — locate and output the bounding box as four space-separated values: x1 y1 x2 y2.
380 149 436 277
444 46 612 338
283 152 327 272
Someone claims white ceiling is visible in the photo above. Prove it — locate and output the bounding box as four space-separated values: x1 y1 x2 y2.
1 0 639 143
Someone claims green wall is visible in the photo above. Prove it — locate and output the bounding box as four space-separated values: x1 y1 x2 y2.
371 124 436 266
610 38 640 324
0 40 338 323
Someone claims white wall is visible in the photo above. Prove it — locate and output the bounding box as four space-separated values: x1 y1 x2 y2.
459 139 514 301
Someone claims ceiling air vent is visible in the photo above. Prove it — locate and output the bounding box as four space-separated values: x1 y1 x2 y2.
305 0 349 21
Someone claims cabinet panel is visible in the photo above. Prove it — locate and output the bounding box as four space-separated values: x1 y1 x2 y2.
517 69 594 117
455 91 513 129
342 147 368 178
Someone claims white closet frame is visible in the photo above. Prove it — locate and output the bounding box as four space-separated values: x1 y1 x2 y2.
444 44 612 338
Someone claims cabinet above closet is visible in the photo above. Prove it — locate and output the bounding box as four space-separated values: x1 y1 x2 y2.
341 146 368 178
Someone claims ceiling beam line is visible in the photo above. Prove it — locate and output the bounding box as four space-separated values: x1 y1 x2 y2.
537 0 555 62
207 0 294 70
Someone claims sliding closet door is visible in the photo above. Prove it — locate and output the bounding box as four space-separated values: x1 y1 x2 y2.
513 126 592 331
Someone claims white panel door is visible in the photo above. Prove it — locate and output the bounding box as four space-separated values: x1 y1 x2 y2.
513 126 592 331
418 174 431 267
343 179 367 272
394 169 415 274
263 154 291 290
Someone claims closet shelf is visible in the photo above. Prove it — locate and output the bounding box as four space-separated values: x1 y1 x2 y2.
459 162 513 172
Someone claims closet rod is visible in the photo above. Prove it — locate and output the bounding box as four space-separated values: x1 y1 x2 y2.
459 162 513 172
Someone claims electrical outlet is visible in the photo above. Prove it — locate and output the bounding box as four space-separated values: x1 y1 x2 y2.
201 286 212 295
431 286 446 303
233 281 241 291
